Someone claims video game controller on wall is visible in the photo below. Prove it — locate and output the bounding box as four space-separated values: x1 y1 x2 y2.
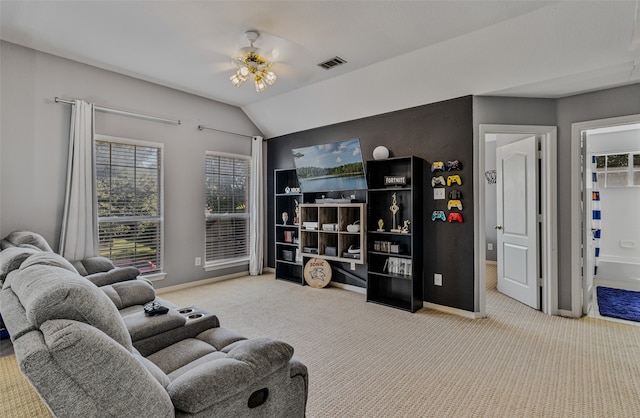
431 210 446 222
447 212 464 223
447 199 463 210
446 160 463 171
448 189 462 200
431 161 445 172
447 175 462 186
432 176 446 187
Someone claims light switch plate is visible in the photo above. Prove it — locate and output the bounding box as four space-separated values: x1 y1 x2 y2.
434 188 445 200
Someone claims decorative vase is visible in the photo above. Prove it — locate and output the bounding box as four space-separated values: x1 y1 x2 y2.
373 146 390 160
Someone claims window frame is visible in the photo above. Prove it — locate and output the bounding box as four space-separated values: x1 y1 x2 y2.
95 134 166 281
203 150 251 271
594 151 640 188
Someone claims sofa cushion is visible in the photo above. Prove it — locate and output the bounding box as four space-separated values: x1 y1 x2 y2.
166 339 294 414
100 279 156 310
226 338 295 377
0 247 41 284
147 338 218 374
133 353 171 389
167 358 253 413
20 252 78 274
3 230 53 252
72 256 116 276
12 260 132 351
0 288 35 340
40 319 174 416
84 266 140 286
196 326 247 351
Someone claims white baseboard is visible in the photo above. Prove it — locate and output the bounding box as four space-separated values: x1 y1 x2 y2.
422 302 484 319
330 281 366 295
557 309 580 318
156 271 250 294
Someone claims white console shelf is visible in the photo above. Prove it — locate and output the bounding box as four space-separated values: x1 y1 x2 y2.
299 203 366 264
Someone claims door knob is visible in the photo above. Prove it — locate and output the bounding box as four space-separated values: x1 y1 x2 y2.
495 225 503 230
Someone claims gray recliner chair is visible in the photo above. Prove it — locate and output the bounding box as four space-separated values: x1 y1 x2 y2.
0 235 308 417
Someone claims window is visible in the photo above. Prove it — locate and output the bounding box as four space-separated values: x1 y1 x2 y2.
595 152 640 188
204 152 250 268
96 136 163 276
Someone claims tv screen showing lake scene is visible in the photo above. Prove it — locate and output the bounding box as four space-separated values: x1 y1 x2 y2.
292 138 367 193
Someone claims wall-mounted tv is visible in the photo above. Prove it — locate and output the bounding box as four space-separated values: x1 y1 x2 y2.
292 138 367 193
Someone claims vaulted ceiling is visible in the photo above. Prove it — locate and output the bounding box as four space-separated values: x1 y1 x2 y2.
1 1 639 138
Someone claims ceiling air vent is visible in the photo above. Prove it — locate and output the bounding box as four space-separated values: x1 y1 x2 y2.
318 56 347 70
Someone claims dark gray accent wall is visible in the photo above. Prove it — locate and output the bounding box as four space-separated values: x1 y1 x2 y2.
267 96 476 312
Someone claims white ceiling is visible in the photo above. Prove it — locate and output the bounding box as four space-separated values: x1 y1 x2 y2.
1 1 639 138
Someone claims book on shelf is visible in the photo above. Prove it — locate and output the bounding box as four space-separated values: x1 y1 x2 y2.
284 230 293 243
384 256 411 276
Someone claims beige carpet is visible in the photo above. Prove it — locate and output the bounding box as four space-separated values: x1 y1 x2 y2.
0 355 51 417
3 264 640 417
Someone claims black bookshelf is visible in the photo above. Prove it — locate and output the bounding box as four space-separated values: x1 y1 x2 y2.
366 156 425 312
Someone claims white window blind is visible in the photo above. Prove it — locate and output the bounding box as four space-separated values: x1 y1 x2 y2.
204 152 250 267
96 137 163 274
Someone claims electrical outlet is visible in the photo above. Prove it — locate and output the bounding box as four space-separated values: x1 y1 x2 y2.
195 257 201 266
488 243 493 251
434 273 443 286
350 262 356 271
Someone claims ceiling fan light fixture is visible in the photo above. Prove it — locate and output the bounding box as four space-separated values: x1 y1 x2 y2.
264 71 277 85
229 30 277 92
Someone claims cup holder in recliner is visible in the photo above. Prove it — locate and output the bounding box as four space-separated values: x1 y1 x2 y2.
248 388 269 409
178 308 194 314
187 313 204 320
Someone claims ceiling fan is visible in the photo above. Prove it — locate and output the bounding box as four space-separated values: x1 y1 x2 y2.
229 30 277 92
211 29 315 93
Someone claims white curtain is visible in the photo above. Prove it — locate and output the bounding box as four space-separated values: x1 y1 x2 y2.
249 136 265 275
59 100 99 260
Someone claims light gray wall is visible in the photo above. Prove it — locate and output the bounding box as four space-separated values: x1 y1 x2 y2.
0 41 262 288
475 89 640 312
556 84 640 310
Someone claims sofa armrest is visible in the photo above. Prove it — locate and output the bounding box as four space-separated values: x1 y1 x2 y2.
85 267 140 287
167 338 293 414
71 256 115 276
100 279 155 310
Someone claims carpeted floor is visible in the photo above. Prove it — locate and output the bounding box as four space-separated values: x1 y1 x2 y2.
3 264 640 417
0 355 52 417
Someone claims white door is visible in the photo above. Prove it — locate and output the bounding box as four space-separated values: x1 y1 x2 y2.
496 136 540 309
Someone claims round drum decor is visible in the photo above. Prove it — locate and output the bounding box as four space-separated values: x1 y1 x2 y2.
303 258 332 288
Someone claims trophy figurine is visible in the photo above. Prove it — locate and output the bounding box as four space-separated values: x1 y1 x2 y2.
377 219 384 231
294 199 300 225
390 193 401 232
401 220 410 233
282 211 289 225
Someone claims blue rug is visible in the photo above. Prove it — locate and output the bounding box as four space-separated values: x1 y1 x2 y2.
597 286 640 322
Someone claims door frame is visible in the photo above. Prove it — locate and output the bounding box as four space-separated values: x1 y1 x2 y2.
476 124 558 318
570 114 640 318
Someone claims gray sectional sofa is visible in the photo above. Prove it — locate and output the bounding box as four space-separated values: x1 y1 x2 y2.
0 231 308 417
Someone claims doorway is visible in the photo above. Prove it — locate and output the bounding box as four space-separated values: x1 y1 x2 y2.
477 125 558 317
571 114 640 318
